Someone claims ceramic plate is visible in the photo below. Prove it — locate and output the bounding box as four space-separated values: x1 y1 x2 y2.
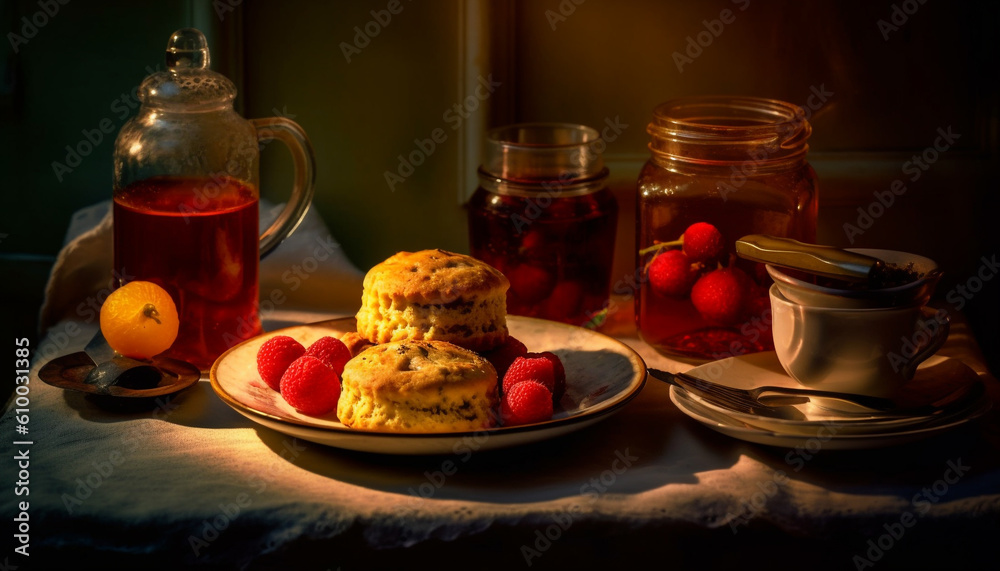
670 352 991 448
210 316 646 454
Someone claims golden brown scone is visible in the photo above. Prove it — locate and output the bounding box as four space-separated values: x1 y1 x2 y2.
355 249 509 352
337 340 499 432
339 331 374 357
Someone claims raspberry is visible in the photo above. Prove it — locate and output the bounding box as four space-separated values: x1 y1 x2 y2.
649 250 695 297
256 335 306 391
536 351 566 401
682 222 724 262
279 356 342 416
691 267 749 326
508 264 556 304
304 336 351 376
503 355 557 394
501 380 553 425
483 336 528 378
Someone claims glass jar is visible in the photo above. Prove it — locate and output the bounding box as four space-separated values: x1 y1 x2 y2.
468 123 618 326
636 96 818 360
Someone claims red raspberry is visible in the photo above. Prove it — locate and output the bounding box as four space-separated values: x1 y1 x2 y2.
535 351 566 401
256 335 305 391
279 356 342 416
503 355 557 394
508 264 556 304
304 336 351 376
691 267 750 326
683 222 724 262
501 380 553 425
649 250 695 297
483 336 528 378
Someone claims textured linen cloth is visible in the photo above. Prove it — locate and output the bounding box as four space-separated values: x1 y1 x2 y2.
3 204 999 570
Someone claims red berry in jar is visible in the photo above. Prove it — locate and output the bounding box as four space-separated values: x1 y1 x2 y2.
690 267 750 326
649 250 696 297
682 222 724 263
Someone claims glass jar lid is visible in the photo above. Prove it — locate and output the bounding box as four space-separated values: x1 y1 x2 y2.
478 123 608 196
138 28 236 110
647 96 811 165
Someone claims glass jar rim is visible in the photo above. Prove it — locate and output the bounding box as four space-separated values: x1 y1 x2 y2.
481 122 606 183
650 96 807 132
647 95 811 165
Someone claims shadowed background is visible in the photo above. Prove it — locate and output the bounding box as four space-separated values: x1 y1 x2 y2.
2 0 997 388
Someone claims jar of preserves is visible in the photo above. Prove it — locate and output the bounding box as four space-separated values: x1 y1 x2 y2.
468 123 618 326
636 96 818 359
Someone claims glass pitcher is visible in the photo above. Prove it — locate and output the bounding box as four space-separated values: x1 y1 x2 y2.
112 28 316 370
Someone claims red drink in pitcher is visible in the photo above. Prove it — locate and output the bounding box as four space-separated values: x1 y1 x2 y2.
113 176 262 369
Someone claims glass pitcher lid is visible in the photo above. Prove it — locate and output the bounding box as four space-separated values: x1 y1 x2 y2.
138 28 236 109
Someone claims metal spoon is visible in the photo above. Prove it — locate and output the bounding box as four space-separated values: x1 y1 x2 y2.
735 234 888 283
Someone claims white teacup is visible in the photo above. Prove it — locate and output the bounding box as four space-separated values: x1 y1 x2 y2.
769 285 949 397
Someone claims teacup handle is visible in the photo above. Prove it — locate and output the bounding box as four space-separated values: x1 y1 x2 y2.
902 307 950 379
250 117 317 259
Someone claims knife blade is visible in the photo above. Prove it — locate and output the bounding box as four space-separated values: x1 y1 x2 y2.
83 329 117 365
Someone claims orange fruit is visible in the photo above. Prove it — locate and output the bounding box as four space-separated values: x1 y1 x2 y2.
99 281 180 359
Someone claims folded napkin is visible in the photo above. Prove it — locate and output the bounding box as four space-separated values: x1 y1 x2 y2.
39 200 364 335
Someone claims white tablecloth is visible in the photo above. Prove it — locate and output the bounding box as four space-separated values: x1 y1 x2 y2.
3 204 999 570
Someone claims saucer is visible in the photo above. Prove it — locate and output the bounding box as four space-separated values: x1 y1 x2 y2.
670 352 991 448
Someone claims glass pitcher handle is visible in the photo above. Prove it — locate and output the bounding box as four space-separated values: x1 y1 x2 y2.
250 117 317 259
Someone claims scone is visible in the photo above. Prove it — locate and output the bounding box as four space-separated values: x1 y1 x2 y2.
339 331 374 357
337 340 499 432
356 249 509 352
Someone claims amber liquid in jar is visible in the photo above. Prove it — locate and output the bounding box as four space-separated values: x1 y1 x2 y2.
469 184 617 325
637 97 818 360
468 123 618 327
